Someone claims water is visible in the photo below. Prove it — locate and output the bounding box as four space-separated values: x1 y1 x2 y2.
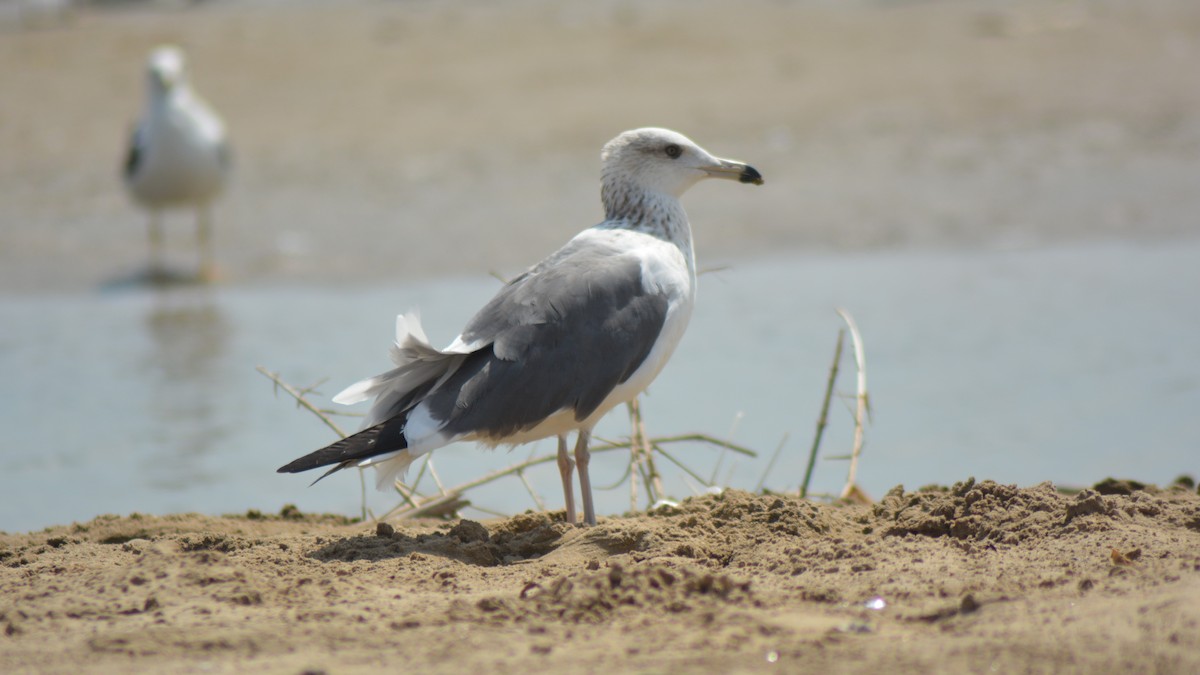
2 240 1197 533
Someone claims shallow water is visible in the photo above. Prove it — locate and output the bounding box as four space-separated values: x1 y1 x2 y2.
2 240 1198 533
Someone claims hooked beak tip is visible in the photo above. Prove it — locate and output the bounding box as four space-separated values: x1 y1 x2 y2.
739 165 764 186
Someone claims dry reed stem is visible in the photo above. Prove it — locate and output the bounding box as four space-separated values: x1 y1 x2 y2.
426 459 448 496
626 399 665 511
380 482 421 519
258 366 375 518
627 404 641 512
256 366 349 439
654 446 715 488
633 401 656 506
707 412 744 485
595 460 633 491
262 367 761 522
754 432 790 493
517 470 546 511
836 308 871 501
381 432 753 522
392 481 421 511
801 329 844 498
407 456 432 496
840 482 872 505
418 431 756 519
389 493 471 520
357 470 368 521
592 433 757 458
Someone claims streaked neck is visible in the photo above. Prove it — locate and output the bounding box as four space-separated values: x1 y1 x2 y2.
601 182 693 249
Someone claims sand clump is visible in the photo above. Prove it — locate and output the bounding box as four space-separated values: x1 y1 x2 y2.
2 480 1199 673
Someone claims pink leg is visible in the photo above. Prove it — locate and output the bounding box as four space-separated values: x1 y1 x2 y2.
557 434 576 524
575 429 595 526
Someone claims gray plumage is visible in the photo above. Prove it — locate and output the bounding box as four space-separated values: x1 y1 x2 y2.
433 242 669 439
278 127 763 526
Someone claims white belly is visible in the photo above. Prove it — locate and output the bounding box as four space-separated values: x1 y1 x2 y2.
128 97 227 208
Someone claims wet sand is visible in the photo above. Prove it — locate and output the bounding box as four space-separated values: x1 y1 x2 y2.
2 481 1199 673
2 0 1199 291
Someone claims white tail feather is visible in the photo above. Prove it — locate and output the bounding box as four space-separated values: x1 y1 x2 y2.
334 311 438 405
356 448 417 491
333 310 475 430
331 379 377 406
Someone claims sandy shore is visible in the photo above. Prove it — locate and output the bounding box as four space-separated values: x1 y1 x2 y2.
2 480 1198 673
3 3 1199 671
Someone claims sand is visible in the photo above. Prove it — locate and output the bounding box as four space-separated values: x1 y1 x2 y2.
3 479 1199 673
4 1 1199 671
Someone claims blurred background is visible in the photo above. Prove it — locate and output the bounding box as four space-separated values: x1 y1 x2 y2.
1 0 1197 532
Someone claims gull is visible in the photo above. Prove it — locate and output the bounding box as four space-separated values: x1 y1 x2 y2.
278 128 763 525
124 45 230 282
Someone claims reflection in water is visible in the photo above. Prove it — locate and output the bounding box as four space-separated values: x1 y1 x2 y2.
140 288 231 490
99 262 217 294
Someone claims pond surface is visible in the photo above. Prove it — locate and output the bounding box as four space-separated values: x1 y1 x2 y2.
2 239 1197 532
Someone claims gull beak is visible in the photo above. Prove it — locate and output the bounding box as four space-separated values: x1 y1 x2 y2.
703 157 764 186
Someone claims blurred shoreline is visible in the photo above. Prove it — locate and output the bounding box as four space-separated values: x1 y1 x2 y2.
2 0 1199 292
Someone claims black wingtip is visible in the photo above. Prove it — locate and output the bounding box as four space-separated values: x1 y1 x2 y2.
277 455 324 474
277 418 410 480
277 450 356 476
309 463 350 486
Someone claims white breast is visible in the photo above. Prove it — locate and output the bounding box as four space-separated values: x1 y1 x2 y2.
128 89 227 208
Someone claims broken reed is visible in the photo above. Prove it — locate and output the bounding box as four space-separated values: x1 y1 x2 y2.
799 308 872 503
260 304 871 520
257 366 757 522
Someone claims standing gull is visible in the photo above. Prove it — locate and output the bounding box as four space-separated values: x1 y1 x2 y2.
124 45 230 282
278 128 763 525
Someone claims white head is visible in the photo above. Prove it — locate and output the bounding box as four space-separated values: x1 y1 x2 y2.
145 45 188 96
600 128 762 218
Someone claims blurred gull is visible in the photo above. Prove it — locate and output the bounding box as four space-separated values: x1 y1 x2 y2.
278 128 763 526
124 45 230 282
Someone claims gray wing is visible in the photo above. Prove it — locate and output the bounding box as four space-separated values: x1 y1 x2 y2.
123 123 147 181
427 238 669 439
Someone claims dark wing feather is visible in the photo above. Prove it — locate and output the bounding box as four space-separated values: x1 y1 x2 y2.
277 367 443 477
276 415 409 481
124 124 145 181
430 240 669 439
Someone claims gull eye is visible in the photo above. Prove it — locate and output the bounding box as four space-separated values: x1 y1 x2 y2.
664 143 682 159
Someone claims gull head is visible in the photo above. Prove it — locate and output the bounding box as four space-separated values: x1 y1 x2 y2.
146 45 188 95
601 128 763 204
